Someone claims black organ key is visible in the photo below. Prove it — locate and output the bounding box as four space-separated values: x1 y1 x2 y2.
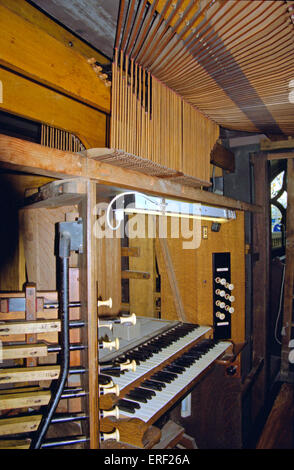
125 392 148 403
131 387 156 399
141 380 165 391
150 372 174 384
118 398 140 409
163 365 185 374
101 369 124 377
118 399 141 414
144 344 162 353
118 404 135 414
173 358 194 368
125 351 147 361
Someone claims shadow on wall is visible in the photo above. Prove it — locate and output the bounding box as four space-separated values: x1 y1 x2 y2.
0 173 24 291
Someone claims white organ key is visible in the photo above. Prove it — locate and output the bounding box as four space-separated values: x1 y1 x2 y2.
110 325 211 391
119 341 231 423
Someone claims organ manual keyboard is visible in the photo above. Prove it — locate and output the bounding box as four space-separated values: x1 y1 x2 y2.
98 316 233 444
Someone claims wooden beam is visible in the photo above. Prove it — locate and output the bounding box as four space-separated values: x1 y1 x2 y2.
2 343 48 360
0 68 106 149
261 138 294 151
210 141 235 172
0 135 262 213
0 415 41 436
0 320 61 336
0 0 109 66
0 4 110 113
0 366 60 384
156 237 187 323
25 283 37 368
0 439 30 449
267 152 294 160
121 270 151 280
0 390 50 410
78 181 99 449
121 247 140 257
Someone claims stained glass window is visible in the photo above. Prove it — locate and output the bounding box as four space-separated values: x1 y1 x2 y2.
271 171 284 198
277 191 287 209
271 204 282 232
270 166 287 251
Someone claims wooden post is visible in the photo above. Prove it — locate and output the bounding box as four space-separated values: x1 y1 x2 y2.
251 152 270 422
280 159 294 380
25 283 37 368
78 181 99 448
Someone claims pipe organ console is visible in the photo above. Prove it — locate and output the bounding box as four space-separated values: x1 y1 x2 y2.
0 287 232 449
0 180 243 449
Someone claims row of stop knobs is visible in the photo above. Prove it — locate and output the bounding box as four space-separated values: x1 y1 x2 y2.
215 277 235 319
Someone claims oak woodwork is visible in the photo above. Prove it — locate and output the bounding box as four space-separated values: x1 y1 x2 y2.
0 135 261 213
0 3 110 113
0 68 106 149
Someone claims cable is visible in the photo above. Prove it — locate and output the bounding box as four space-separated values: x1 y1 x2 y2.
106 191 163 230
30 230 71 449
274 262 285 346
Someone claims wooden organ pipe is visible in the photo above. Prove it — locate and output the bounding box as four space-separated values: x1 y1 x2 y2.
111 39 219 183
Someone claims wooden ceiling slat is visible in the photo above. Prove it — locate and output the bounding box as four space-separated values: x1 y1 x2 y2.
115 0 294 135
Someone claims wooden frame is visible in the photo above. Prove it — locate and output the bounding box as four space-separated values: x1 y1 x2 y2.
19 179 99 448
0 134 261 213
251 152 271 423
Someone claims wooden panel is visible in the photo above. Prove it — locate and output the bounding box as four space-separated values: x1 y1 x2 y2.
0 0 109 66
96 228 121 316
19 205 77 290
0 67 106 149
257 383 294 449
129 217 156 317
0 3 110 113
0 173 53 291
157 213 246 344
170 364 243 449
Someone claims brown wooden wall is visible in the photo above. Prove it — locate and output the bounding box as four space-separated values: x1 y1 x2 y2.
157 212 245 344
127 211 246 345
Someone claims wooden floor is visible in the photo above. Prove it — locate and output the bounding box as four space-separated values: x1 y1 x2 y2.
256 382 294 449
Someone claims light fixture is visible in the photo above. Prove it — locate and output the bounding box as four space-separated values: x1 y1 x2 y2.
106 191 236 231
